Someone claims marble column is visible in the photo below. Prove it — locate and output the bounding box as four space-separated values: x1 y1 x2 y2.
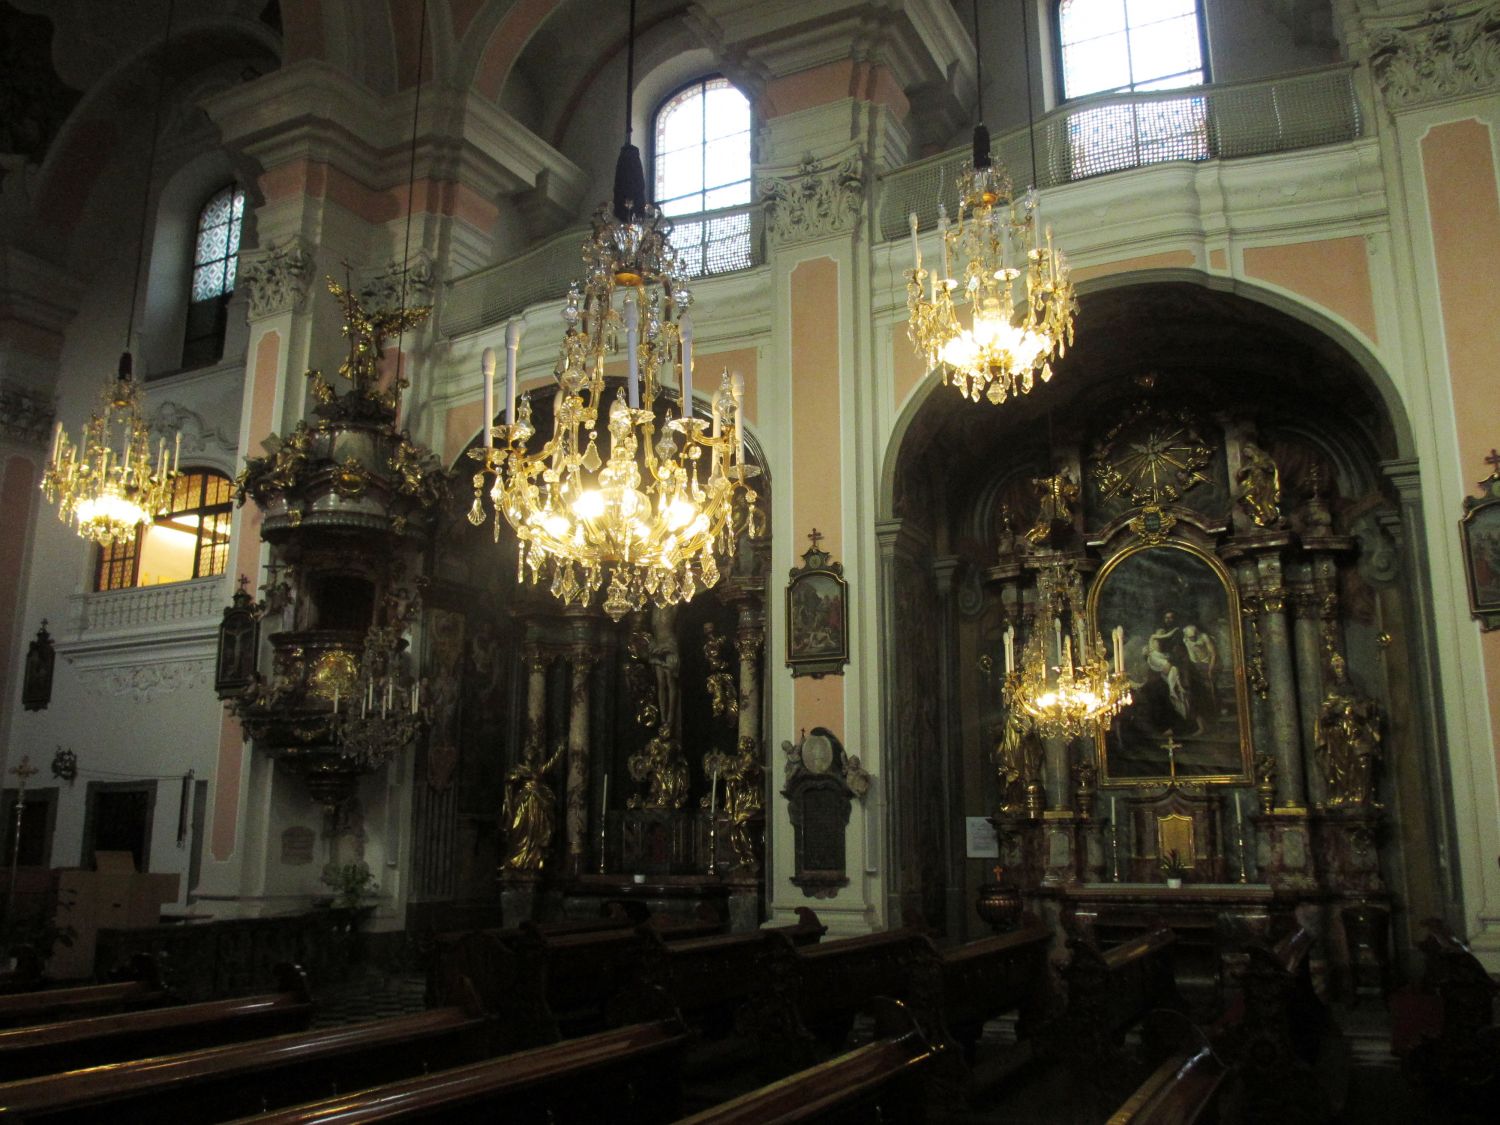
565 649 595 875
1255 555 1306 808
522 644 548 753
1289 581 1327 809
734 604 765 755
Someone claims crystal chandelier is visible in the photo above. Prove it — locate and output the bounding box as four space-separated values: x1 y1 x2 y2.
42 1 182 544
469 0 758 622
1003 559 1130 740
906 0 1076 405
42 356 181 546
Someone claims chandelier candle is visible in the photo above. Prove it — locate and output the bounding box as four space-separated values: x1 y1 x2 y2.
680 313 693 418
505 320 520 425
482 348 495 447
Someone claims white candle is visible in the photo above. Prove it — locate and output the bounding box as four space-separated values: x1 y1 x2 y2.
1063 636 1072 673
505 321 521 426
908 211 921 269
1113 626 1124 675
602 772 609 814
173 431 181 474
481 347 496 446
1236 797 1244 829
1111 795 1117 824
1004 626 1015 674
624 293 640 409
333 687 338 713
711 769 719 813
730 373 745 466
1054 620 1063 665
937 201 950 284
679 314 694 419
50 421 62 462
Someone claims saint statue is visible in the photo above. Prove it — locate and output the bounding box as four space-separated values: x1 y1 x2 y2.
1314 652 1383 809
501 741 565 871
722 735 765 871
1236 441 1282 528
993 709 1043 815
1026 471 1080 546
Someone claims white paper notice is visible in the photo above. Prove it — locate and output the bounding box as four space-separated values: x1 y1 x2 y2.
965 816 1000 858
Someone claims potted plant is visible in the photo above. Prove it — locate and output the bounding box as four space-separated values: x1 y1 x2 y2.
1160 849 1188 889
320 861 376 911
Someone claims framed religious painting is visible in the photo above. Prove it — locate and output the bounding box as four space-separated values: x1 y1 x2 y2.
786 531 848 678
1089 541 1253 785
1460 456 1500 630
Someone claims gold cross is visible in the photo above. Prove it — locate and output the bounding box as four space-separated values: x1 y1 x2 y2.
9 755 37 786
807 528 824 551
1161 732 1181 783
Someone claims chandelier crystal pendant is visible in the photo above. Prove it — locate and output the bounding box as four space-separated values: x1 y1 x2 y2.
42 354 181 547
1003 559 1131 740
906 0 1076 405
468 0 759 622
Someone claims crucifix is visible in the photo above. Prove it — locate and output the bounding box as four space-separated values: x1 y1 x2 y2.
807 528 824 551
1161 732 1181 784
1485 448 1500 480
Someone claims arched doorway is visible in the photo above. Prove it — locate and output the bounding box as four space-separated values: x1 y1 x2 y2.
880 276 1455 993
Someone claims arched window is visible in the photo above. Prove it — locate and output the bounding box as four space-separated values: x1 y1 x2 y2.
1055 0 1209 177
95 469 234 591
652 77 753 276
182 185 246 368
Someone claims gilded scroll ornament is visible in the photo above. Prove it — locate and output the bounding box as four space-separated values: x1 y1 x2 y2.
1236 441 1283 528
501 741 565 871
1314 652 1383 809
704 622 739 722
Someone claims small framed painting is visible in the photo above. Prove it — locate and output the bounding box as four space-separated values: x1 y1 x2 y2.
786 531 848 678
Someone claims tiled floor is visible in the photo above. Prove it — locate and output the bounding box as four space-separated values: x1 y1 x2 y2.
310 971 429 1028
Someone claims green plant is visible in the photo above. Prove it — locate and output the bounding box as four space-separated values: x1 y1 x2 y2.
320 861 376 909
1159 849 1188 880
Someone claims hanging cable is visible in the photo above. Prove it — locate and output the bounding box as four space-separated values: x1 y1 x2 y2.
125 0 177 359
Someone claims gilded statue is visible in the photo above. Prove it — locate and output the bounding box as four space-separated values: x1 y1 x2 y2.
1236 441 1282 528
722 735 765 871
628 728 689 810
623 630 660 729
1026 471 1080 546
1314 652 1383 809
993 708 1044 815
647 604 682 738
501 741 565 871
703 622 739 722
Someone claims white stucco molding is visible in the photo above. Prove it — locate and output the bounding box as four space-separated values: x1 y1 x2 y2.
60 577 224 702
1360 1 1500 111
760 149 867 246
240 238 316 322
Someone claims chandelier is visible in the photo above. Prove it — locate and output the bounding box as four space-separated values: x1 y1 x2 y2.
42 1 182 544
906 0 1076 405
1003 559 1130 740
333 622 427 773
468 0 758 622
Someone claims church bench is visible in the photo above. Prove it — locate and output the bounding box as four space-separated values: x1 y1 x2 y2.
1106 1046 1225 1124
607 907 827 1034
906 921 1053 1106
0 1003 493 1123
0 955 169 1029
217 1017 691 1124
739 924 928 1079
1397 919 1499 1105
675 998 933 1124
0 964 312 1081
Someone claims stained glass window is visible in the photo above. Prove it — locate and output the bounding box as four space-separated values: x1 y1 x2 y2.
182 185 245 368
95 469 234 591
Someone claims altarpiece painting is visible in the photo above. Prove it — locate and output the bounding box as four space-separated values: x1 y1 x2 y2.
1090 542 1252 785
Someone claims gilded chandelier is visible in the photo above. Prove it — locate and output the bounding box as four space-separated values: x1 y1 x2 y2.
467 0 758 622
906 140 1075 405
906 0 1075 405
1004 560 1130 740
42 355 181 546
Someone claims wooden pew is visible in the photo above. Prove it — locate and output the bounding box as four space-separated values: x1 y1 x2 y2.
0 964 311 1081
1107 1047 1226 1125
738 924 928 1079
0 955 169 1029
0 1001 495 1124
1399 919 1500 1103
608 907 828 1035
218 1017 691 1124
676 998 933 1124
906 921 1053 1107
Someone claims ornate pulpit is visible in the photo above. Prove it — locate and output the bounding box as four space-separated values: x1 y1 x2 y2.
1127 786 1226 883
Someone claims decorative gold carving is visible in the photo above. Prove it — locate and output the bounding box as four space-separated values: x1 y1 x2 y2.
627 729 689 810
1025 471 1080 546
501 742 565 871
330 456 367 498
1090 399 1214 506
1157 813 1196 867
993 709 1043 815
1255 751 1277 813
720 735 765 871
703 622 738 722
307 649 359 702
1240 601 1271 700
1314 652 1383 809
1236 440 1283 528
1128 503 1177 544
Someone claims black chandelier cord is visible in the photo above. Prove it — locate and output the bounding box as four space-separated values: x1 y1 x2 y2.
1021 0 1039 192
394 0 429 406
124 0 177 376
625 0 637 144
971 0 991 169
612 0 648 221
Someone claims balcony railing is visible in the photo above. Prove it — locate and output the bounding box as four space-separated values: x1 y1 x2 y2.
73 576 225 636
878 64 1364 242
441 202 765 338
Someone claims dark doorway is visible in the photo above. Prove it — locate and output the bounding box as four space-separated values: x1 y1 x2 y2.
83 782 157 871
1 786 58 867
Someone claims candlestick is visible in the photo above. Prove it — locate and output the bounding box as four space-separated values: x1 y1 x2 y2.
1004 626 1015 674
908 211 921 270
1236 795 1244 829
624 293 640 408
504 321 520 426
173 431 181 474
481 348 496 446
937 202 950 287
599 772 609 875
729 373 745 466
680 314 694 418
